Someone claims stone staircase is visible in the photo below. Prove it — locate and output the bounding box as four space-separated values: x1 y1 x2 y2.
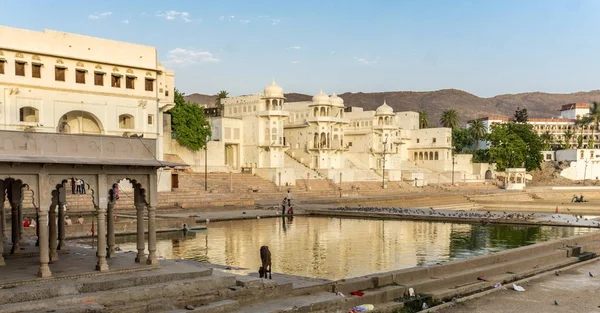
400 162 453 185
284 153 325 180
344 154 382 182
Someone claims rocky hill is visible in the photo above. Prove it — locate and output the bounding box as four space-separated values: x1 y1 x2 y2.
185 89 600 127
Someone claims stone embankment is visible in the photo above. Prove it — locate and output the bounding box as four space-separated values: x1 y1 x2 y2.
3 231 599 313
306 207 600 228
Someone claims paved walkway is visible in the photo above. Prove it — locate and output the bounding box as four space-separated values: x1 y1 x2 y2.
437 259 600 313
0 239 154 286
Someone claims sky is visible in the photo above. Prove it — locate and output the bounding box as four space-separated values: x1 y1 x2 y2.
3 0 600 97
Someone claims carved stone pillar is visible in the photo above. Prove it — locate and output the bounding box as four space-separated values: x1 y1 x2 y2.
18 201 24 245
0 200 4 266
135 204 146 263
38 209 51 277
48 204 58 262
10 201 20 254
146 206 158 265
57 203 66 250
1 204 6 242
95 207 108 271
0 190 4 241
57 186 67 251
35 209 39 247
107 201 116 258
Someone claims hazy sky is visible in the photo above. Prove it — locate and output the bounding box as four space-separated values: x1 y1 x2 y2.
3 0 600 97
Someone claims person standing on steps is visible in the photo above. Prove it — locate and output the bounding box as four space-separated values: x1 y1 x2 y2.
286 189 292 207
281 197 287 215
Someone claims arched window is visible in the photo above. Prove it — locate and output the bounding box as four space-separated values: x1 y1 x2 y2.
314 107 319 117
19 107 39 123
320 107 326 116
419 152 423 160
424 152 429 160
320 132 326 148
314 133 319 148
414 152 418 160
429 152 434 160
434 152 439 160
118 114 134 129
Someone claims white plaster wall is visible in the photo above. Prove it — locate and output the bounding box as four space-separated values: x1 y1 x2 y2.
157 168 172 192
0 26 157 69
395 111 419 130
0 85 158 137
255 167 295 186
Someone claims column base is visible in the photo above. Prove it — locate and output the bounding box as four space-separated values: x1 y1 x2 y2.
11 244 21 254
107 247 116 258
146 255 159 265
96 262 109 272
38 265 52 278
49 251 59 263
0 256 5 266
58 242 67 251
135 255 147 263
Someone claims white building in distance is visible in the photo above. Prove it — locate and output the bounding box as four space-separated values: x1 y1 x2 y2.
472 103 593 150
165 81 484 186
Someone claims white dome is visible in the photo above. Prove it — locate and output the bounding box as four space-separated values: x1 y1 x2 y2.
264 80 284 98
329 93 344 107
375 101 394 115
312 90 330 105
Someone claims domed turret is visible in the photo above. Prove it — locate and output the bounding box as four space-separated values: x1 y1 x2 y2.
375 101 394 115
312 90 330 105
264 80 284 98
329 93 344 107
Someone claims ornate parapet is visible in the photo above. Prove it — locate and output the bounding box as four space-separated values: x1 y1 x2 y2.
0 130 163 165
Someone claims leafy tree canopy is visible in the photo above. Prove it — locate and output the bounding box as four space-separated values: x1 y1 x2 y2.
440 109 459 129
472 149 491 163
513 107 529 123
170 89 212 151
418 110 429 129
452 128 475 154
487 122 543 171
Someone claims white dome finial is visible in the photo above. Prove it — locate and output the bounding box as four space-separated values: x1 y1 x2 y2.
264 80 283 98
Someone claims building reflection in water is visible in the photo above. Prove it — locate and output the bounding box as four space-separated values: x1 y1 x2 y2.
117 217 597 280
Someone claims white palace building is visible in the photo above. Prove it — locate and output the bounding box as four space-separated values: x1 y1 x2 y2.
164 81 491 186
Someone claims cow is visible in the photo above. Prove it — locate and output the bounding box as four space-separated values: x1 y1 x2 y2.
259 245 272 279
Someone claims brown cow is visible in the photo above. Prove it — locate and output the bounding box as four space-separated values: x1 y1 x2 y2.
259 245 272 279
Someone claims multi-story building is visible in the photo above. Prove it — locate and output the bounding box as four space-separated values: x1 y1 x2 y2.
167 81 460 185
473 103 596 150
0 25 175 159
0 25 178 275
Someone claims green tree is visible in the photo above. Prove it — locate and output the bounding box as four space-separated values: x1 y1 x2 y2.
588 101 600 149
487 123 544 171
513 107 529 123
472 149 491 163
575 116 592 148
170 89 212 151
215 90 229 114
468 119 486 151
440 109 459 129
418 110 429 129
452 128 474 153
563 129 574 149
540 131 552 151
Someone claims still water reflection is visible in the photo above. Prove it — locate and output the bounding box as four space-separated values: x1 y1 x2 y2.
119 217 596 280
